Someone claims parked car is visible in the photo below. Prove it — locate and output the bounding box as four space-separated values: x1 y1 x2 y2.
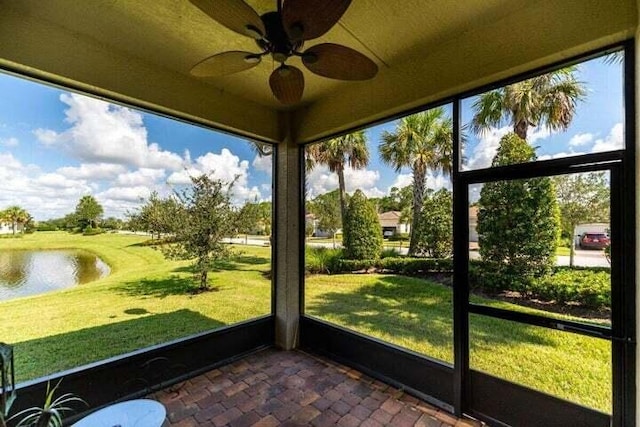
579 232 610 250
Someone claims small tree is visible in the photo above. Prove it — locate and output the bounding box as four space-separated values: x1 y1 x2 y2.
1 206 30 235
161 174 237 291
236 200 262 243
310 190 342 248
553 172 610 267
343 190 383 260
257 202 272 236
477 133 560 280
129 192 180 239
75 195 103 229
414 188 453 258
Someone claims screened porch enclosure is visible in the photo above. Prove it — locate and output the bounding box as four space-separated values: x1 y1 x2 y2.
0 1 638 426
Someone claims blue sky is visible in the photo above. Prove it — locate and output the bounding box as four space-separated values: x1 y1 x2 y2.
0 54 624 220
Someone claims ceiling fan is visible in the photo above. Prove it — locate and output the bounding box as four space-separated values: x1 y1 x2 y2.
189 0 378 105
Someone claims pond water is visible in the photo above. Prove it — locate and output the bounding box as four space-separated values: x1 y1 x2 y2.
0 250 110 301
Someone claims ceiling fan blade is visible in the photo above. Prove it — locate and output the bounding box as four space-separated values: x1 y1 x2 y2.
302 43 378 80
282 0 351 41
190 0 265 39
269 65 304 105
190 51 261 77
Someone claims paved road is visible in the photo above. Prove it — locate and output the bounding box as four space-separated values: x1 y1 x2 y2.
469 248 609 267
227 238 609 268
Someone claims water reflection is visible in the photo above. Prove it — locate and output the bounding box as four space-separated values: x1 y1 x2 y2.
0 250 110 301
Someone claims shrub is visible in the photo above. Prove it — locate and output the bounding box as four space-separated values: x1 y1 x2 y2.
378 257 453 275
380 248 401 258
82 226 104 236
477 133 560 278
343 190 383 260
305 247 344 274
529 270 610 309
336 259 377 272
414 189 452 258
469 260 610 309
388 233 409 242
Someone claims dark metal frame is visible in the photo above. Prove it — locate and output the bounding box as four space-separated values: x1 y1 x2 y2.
13 316 274 424
301 40 636 427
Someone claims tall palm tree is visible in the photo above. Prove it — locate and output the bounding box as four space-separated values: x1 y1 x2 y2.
471 67 586 140
2 206 29 235
379 108 453 256
307 131 369 226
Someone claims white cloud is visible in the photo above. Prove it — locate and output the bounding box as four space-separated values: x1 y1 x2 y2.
0 137 19 147
306 164 381 199
0 152 24 171
591 123 623 153
36 173 90 190
426 172 452 191
167 148 262 204
528 127 552 144
465 126 511 170
57 163 127 180
114 168 166 187
96 186 152 203
252 154 272 175
538 151 585 161
569 132 595 147
0 154 90 219
34 129 57 146
390 174 412 190
387 171 450 194
34 93 184 170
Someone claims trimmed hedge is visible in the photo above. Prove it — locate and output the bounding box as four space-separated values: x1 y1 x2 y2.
528 270 610 309
82 226 104 236
469 260 610 310
377 257 452 274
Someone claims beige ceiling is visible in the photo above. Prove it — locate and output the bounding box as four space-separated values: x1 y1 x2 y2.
0 0 636 144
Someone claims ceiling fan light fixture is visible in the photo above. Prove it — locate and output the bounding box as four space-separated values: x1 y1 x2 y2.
272 52 288 63
188 0 377 105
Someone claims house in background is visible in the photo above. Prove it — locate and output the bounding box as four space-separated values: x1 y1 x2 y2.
469 206 479 246
0 221 23 235
378 211 410 237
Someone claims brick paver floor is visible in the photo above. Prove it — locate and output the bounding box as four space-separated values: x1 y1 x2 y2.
151 349 484 427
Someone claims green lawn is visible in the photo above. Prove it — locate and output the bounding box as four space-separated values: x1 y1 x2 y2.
0 232 271 382
0 232 610 413
305 274 611 413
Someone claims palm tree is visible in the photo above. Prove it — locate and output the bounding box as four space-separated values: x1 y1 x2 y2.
471 67 586 140
379 108 453 256
307 131 370 226
2 206 29 235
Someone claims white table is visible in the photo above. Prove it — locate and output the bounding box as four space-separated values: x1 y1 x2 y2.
72 399 166 427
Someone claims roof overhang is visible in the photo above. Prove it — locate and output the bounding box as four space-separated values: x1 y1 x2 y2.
0 0 636 144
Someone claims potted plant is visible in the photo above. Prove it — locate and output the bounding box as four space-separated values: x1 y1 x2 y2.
3 381 85 427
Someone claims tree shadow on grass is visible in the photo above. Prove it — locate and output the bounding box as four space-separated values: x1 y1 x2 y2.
306 275 551 357
171 255 270 274
117 276 199 299
12 309 225 385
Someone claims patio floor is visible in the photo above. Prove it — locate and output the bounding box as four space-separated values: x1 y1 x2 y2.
151 348 484 427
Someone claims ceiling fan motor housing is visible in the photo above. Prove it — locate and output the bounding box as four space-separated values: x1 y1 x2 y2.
257 12 303 63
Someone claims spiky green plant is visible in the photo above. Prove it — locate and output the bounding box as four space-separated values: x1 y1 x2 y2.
9 381 85 427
